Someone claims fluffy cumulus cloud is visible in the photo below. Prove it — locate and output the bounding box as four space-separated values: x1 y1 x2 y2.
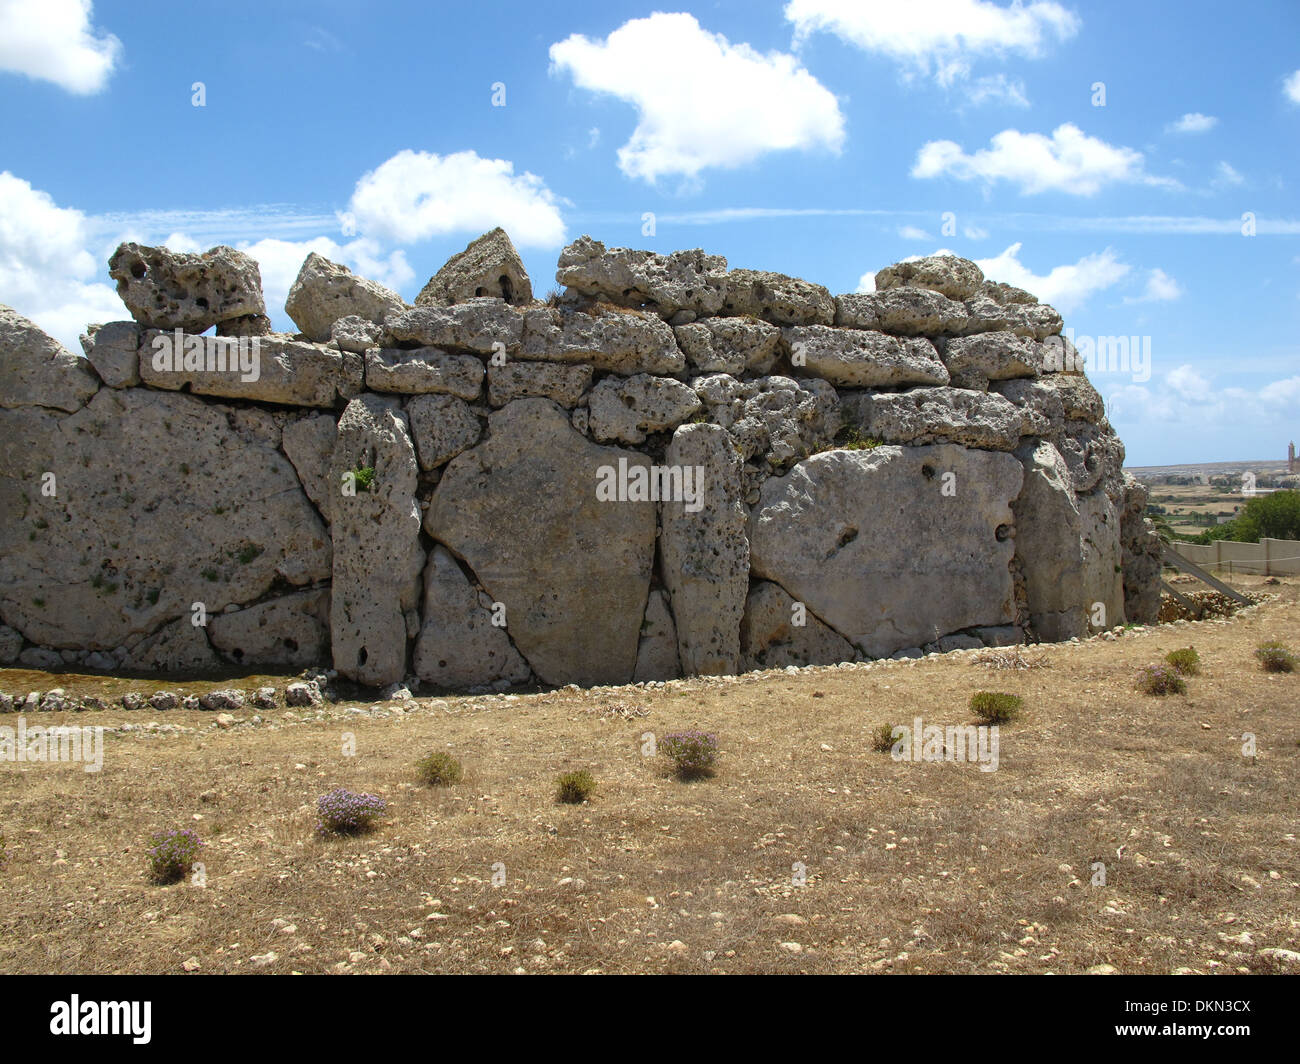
342 150 566 248
1123 267 1183 304
912 123 1174 195
1111 366 1300 429
0 0 121 95
785 0 1079 85
975 241 1130 311
238 237 414 325
1167 112 1218 134
1285 70 1300 105
549 12 845 183
0 171 125 349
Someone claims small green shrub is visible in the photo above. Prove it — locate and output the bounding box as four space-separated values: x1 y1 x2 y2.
351 466 376 492
556 770 596 804
870 723 898 753
1255 641 1297 673
1136 664 1187 696
146 828 202 884
835 424 884 451
969 691 1022 724
415 751 463 787
1164 647 1201 676
660 730 719 777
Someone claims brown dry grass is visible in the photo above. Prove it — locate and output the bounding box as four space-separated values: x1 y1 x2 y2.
1 575 1297 975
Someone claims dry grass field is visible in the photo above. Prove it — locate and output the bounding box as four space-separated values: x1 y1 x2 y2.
1 576 1297 976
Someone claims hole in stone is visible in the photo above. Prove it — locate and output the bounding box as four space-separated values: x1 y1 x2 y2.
284 637 299 651
836 527 859 549
995 524 1011 542
921 464 936 479
499 275 514 302
130 262 146 279
357 646 368 666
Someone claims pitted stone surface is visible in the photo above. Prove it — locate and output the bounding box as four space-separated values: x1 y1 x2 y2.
721 269 835 326
109 243 266 332
740 581 857 670
80 321 141 389
848 387 1027 451
834 288 968 336
418 228 533 307
938 331 1042 390
673 317 780 375
557 236 727 317
365 347 484 399
487 360 592 407
407 393 482 470
588 374 702 445
521 304 683 375
1 304 100 412
208 589 331 668
286 252 407 342
782 326 948 388
386 299 524 355
875 254 984 301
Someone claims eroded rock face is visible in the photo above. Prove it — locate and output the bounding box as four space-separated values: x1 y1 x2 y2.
674 317 780 375
938 331 1042 390
1011 439 1086 642
412 545 532 689
556 236 727 317
749 445 1023 658
365 347 484 399
633 589 680 682
588 374 702 445
419 228 533 307
875 254 984 301
739 581 857 670
834 288 968 336
1078 487 1125 631
386 299 524 355
782 326 949 388
328 395 424 686
1120 474 1162 625
282 413 338 520
208 588 331 668
487 360 592 407
721 269 835 326
426 399 656 686
1 305 100 412
660 424 748 676
407 393 482 470
108 243 266 332
0 389 330 651
847 387 1026 451
521 305 683 375
80 321 141 389
286 253 407 343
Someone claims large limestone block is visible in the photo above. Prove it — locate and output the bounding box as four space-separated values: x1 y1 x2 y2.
286 252 407 342
1057 420 1125 496
0 388 330 651
412 545 532 689
938 331 1042 389
721 269 834 326
487 360 592 407
0 305 100 412
365 347 484 399
749 444 1023 658
208 588 331 668
556 236 727 317
739 581 857 670
108 242 266 331
1078 487 1125 630
328 395 424 686
992 379 1065 438
426 398 656 686
781 326 948 388
962 295 1062 340
139 331 362 407
588 374 702 445
660 423 748 676
386 299 524 355
673 317 780 375
1011 440 1085 642
120 618 222 673
633 589 681 682
520 305 684 375
848 387 1027 451
834 288 968 336
281 413 338 519
875 254 984 301
736 376 839 472
80 321 141 389
407 393 482 470
419 228 533 307
1120 474 1162 625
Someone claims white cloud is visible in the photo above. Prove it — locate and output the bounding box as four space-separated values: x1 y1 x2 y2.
1285 70 1300 105
968 73 1030 107
785 0 1079 86
975 241 1130 311
0 0 121 95
346 150 566 248
0 171 125 349
1112 366 1300 428
550 12 845 183
898 225 932 240
1211 160 1244 188
913 123 1174 195
1123 267 1183 304
239 237 414 322
855 272 876 293
1167 112 1217 134
963 225 990 239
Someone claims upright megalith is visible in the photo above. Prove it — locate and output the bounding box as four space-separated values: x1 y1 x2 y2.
108 243 267 333
1 304 100 412
328 395 424 686
417 227 533 307
1011 439 1086 641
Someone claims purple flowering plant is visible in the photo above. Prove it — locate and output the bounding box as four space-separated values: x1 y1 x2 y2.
660 730 719 778
1135 663 1187 696
147 828 203 884
317 788 387 835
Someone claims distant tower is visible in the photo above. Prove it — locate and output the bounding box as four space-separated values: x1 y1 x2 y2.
1291 441 1297 474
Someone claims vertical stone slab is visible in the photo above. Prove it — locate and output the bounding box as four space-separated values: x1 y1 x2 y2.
1012 439 1086 642
328 395 423 686
660 423 749 676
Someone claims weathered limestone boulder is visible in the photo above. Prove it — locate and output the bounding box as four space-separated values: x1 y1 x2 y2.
80 321 141 389
782 326 949 388
721 269 835 326
962 295 1062 340
418 228 533 307
412 545 532 689
1043 373 1106 423
1 305 100 412
1120 474 1162 625
673 317 780 375
1011 440 1086 641
330 315 386 354
938 331 1042 390
659 424 749 675
328 395 424 686
633 589 680 682
739 581 857 670
407 393 482 471
983 280 1037 305
108 243 266 332
426 399 656 686
520 305 683 375
749 444 1023 658
1057 420 1125 496
120 618 222 673
847 387 1027 452
834 288 968 336
588 374 702 445
1078 487 1125 630
0 624 23 664
286 252 407 342
991 378 1065 438
365 347 484 399
734 376 839 472
386 299 524 355
487 361 591 407
875 254 984 301
556 236 727 317
282 413 338 519
139 331 363 407
208 588 331 668
0 388 330 652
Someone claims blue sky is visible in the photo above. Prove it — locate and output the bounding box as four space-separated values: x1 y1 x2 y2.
1 0 1297 465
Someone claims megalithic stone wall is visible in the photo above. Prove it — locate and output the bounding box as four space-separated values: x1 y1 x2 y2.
0 229 1163 688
